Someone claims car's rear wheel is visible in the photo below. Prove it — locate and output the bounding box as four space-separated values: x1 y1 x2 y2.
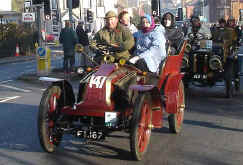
168 81 185 133
130 94 152 161
38 86 63 152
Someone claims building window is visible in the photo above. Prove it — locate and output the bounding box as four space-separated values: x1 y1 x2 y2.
97 0 104 7
51 0 58 9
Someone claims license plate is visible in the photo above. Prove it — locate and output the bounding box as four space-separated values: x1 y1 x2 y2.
76 130 103 140
193 74 207 79
105 112 117 127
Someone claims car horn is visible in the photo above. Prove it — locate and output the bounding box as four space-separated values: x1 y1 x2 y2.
104 54 115 63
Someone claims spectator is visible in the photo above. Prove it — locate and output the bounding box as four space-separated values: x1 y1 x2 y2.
212 18 227 45
130 14 166 73
59 20 78 74
227 17 241 46
76 20 89 68
76 21 89 47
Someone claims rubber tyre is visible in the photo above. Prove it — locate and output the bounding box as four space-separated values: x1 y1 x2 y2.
225 61 234 98
235 79 240 92
168 81 185 134
38 86 63 153
130 94 152 161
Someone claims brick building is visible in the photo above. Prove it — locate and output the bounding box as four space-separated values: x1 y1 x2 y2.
183 0 243 23
208 0 243 23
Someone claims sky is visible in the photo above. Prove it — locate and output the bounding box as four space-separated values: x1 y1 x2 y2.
0 0 11 11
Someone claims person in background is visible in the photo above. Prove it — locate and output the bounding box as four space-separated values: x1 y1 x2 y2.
154 16 165 34
59 20 78 75
76 20 89 68
93 10 135 63
130 14 166 74
161 12 184 54
212 18 228 45
226 17 240 90
210 23 217 34
227 16 240 46
187 15 211 39
118 10 138 35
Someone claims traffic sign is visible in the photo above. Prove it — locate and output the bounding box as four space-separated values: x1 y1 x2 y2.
22 12 35 22
37 47 46 59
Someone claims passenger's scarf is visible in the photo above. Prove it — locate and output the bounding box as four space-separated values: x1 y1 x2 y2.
142 14 155 34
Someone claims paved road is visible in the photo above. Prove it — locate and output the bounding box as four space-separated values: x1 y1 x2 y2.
0 58 243 165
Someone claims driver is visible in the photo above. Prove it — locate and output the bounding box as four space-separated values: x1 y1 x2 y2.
187 16 211 39
93 10 135 63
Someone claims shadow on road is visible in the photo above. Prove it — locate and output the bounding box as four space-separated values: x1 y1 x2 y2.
185 86 243 120
184 119 243 132
0 102 133 163
71 142 132 160
57 135 133 161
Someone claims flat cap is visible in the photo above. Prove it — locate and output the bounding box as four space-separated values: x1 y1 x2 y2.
105 10 117 19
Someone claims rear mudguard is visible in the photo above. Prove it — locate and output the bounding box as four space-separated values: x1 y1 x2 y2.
164 73 184 114
129 85 163 128
39 77 75 107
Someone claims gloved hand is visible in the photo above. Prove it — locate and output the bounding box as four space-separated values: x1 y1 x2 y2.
129 56 140 64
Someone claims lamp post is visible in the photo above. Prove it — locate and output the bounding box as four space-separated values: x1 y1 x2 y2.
201 0 204 17
67 0 73 23
0 14 3 40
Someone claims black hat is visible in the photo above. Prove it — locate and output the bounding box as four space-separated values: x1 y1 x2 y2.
190 15 200 23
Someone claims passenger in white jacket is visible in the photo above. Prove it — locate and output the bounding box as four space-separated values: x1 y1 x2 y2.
129 14 167 73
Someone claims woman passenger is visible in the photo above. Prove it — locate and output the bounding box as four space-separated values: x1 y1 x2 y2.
129 14 166 73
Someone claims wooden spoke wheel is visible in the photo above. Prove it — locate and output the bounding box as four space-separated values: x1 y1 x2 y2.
38 86 63 153
168 81 185 133
130 94 152 161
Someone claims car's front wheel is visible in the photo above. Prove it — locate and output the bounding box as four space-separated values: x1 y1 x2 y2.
130 93 152 161
38 86 63 152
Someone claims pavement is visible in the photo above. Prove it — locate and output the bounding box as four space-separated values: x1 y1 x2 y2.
0 55 36 65
0 55 80 83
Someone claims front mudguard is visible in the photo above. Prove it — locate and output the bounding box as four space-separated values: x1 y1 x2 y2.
129 85 163 128
164 73 184 114
39 77 75 107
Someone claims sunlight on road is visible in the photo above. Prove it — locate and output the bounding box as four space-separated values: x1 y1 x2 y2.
0 96 21 103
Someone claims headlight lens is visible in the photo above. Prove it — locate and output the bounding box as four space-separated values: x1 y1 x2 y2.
185 44 191 53
209 55 222 70
181 54 189 69
77 67 85 74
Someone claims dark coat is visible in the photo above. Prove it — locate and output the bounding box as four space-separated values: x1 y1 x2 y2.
94 23 135 60
76 25 89 46
59 27 78 55
161 12 184 52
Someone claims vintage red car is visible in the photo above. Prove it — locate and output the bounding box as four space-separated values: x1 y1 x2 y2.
37 41 187 160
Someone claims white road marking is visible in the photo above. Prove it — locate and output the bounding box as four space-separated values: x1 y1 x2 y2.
0 96 20 103
0 80 13 84
0 84 31 93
